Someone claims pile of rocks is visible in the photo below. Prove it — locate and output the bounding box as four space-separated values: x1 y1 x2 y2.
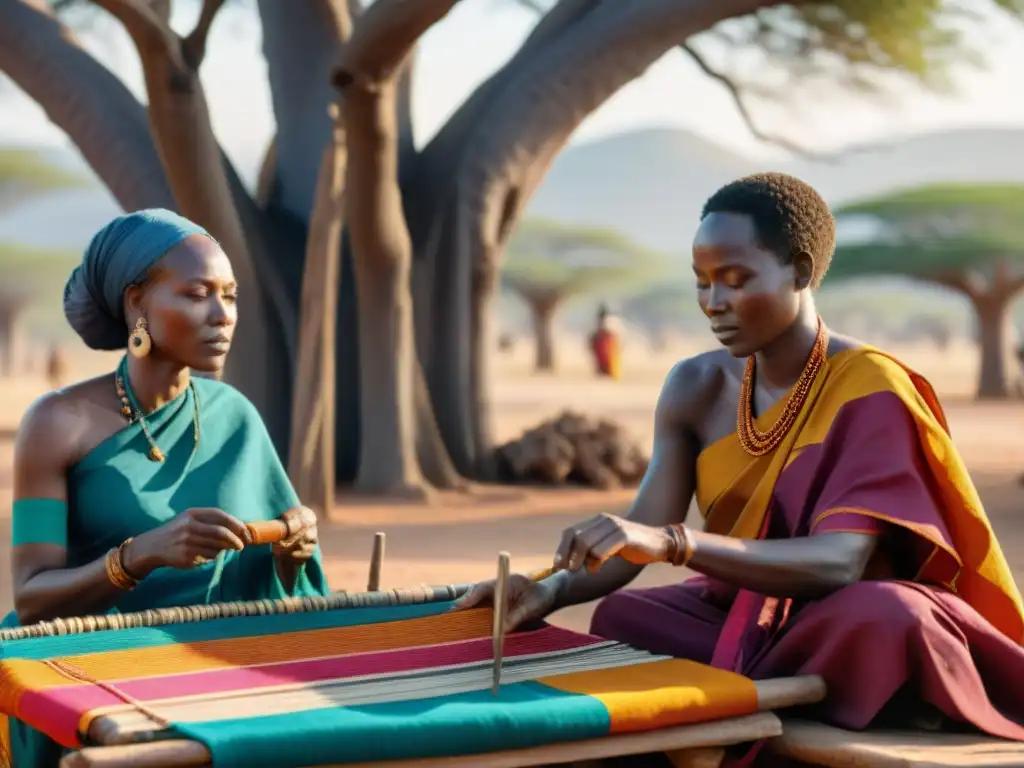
496 410 649 489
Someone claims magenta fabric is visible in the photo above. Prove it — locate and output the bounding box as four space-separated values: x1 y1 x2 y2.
590 390 1024 745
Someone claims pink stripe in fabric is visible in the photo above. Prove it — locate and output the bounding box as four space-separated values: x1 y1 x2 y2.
18 625 602 745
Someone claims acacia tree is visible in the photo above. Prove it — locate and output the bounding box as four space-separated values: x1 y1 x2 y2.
504 218 661 372
621 280 699 350
0 149 86 379
0 147 88 209
832 184 1024 399
1 0 1020 500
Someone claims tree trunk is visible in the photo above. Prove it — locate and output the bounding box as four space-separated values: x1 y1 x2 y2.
0 308 22 377
6 0 785 495
418 0 773 477
972 292 1015 399
288 107 346 517
336 0 460 497
529 297 561 373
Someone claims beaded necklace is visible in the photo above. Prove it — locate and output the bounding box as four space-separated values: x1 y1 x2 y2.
114 357 200 463
736 318 828 457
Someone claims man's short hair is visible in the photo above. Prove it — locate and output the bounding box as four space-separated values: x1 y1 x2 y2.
701 172 836 288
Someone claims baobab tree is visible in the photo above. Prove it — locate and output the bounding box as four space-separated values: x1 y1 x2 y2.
832 183 1024 400
1 0 1020 502
503 218 661 372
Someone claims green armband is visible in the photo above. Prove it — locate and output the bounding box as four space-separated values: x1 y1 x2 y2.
12 498 68 547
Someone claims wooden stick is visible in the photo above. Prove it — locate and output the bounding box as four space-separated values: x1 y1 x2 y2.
367 532 385 591
62 678 825 767
492 551 511 696
61 711 785 768
244 520 289 545
0 584 472 641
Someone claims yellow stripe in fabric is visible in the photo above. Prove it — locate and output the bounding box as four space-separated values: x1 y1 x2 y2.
694 345 1023 645
0 713 10 768
539 658 758 734
0 608 493 693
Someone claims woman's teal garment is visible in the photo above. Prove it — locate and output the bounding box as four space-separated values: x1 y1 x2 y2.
2 372 330 767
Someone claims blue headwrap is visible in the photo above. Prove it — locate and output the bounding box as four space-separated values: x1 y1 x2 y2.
63 208 214 350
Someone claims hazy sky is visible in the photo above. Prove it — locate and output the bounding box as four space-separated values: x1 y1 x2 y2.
2 0 1021 177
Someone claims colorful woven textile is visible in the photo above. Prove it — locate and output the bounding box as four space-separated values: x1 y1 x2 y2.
0 599 759 766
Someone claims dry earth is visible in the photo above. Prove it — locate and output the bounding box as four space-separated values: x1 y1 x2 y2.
0 335 1021 634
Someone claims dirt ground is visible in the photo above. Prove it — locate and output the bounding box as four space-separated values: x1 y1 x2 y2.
0 337 1021 634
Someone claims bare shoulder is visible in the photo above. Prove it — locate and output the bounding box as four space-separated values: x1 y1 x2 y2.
657 348 733 426
15 376 116 471
826 331 863 356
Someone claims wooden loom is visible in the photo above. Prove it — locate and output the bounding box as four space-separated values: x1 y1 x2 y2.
0 533 826 768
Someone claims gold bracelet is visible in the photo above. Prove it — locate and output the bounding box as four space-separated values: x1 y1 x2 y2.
105 538 140 590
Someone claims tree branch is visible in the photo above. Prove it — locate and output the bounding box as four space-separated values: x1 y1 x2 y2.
0 0 173 210
256 0 350 219
313 0 354 42
85 0 290 415
289 102 346 518
182 0 227 68
91 0 185 69
148 0 171 25
333 0 460 493
332 0 457 88
509 1 823 160
426 0 782 473
926 268 984 301
679 41 828 161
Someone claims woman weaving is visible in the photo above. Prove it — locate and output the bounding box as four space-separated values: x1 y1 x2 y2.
3 209 330 766
458 173 1024 744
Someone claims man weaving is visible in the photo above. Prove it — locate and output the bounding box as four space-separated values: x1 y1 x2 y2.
458 172 1024 742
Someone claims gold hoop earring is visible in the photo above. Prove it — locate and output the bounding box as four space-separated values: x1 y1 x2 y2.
128 317 152 358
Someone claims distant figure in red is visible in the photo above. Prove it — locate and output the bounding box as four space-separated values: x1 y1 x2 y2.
590 304 621 380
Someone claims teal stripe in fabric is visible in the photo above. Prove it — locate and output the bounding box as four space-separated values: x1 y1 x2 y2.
173 681 611 767
11 498 68 547
0 601 450 660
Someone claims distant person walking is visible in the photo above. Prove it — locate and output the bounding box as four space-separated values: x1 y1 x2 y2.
589 304 622 380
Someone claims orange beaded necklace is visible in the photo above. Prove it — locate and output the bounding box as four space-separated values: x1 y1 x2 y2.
737 318 829 457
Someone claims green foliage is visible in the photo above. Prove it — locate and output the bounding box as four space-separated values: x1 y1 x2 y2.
502 218 668 302
0 242 82 339
693 1 1023 96
829 183 1024 282
0 149 91 211
513 1 1022 101
0 241 80 294
620 278 699 330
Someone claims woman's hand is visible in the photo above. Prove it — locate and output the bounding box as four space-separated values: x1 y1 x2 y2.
555 513 672 573
271 506 318 565
125 508 252 574
452 574 559 632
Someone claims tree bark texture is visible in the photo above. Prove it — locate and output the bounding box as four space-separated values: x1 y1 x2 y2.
1 0 783 495
970 287 1022 400
528 296 562 373
287 105 346 517
929 264 1024 400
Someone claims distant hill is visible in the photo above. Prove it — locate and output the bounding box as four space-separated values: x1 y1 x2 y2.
3 126 1023 254
527 128 757 254
2 128 1023 338
530 127 1024 252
